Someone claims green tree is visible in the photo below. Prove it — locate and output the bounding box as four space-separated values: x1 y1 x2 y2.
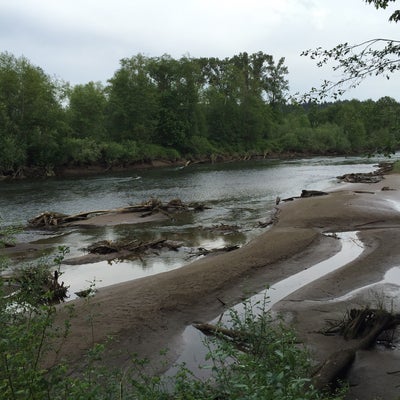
0 52 66 173
107 54 158 142
67 81 107 139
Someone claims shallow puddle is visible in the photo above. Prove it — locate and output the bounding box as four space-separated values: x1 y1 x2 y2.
328 266 400 307
165 231 364 378
61 236 232 300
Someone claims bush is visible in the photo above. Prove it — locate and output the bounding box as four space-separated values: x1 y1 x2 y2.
61 137 102 166
0 235 346 399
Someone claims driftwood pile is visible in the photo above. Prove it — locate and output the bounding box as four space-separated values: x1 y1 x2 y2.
28 198 209 228
12 268 68 304
193 307 400 392
86 238 182 255
336 172 383 184
312 307 400 391
337 161 394 184
63 238 184 265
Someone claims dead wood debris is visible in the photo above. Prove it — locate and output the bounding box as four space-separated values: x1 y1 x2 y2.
203 223 241 234
192 322 250 353
9 269 69 304
336 161 394 184
193 307 400 392
64 237 184 265
86 238 183 256
189 245 240 258
281 189 329 202
28 198 209 228
337 172 383 184
313 307 400 391
320 308 400 340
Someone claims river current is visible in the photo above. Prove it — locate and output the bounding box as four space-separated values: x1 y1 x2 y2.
0 156 389 296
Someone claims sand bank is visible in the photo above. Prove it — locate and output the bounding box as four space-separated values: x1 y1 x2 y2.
50 174 400 399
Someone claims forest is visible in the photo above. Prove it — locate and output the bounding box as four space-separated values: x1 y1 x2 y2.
0 50 399 178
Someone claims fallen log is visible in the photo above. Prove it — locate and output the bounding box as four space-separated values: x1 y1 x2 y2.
189 245 240 258
203 223 241 234
312 308 400 391
192 322 251 353
192 322 245 341
301 190 328 198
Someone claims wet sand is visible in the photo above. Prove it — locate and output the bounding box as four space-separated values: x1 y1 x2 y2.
49 174 400 399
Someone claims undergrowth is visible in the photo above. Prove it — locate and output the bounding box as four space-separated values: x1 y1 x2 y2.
0 226 346 399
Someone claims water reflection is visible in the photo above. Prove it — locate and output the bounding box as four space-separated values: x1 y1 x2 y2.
0 156 385 294
165 231 364 379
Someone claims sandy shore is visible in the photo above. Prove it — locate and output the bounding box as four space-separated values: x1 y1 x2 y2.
49 174 400 399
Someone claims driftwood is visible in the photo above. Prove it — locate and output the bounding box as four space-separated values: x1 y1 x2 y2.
193 322 245 341
86 238 182 255
192 322 251 353
64 238 183 265
337 162 393 185
337 172 383 184
194 308 400 392
312 308 400 391
280 189 329 202
189 245 240 258
203 223 241 234
301 190 328 198
11 269 69 304
28 198 209 228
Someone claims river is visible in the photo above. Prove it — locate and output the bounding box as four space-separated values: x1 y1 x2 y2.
0 155 389 296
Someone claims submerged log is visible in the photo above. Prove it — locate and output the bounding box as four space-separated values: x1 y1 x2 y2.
203 223 241 234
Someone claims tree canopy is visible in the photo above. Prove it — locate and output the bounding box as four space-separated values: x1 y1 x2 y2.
0 49 399 178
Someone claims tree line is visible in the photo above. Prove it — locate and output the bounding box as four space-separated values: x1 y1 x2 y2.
0 51 399 177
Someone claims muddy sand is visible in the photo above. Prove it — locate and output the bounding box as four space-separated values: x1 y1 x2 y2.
48 174 400 399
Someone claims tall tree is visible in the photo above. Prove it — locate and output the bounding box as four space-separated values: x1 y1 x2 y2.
0 52 65 173
67 81 107 139
107 54 158 142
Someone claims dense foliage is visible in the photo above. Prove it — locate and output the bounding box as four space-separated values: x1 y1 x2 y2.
0 51 399 177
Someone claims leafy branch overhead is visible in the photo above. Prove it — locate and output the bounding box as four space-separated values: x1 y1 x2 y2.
301 0 400 100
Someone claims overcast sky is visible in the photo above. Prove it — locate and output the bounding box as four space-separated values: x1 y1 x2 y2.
1 0 399 101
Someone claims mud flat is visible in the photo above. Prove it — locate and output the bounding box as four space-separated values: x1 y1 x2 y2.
49 174 400 399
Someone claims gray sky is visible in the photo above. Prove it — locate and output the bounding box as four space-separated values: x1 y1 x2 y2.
1 0 399 100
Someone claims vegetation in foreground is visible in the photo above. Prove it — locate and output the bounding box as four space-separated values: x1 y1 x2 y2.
0 231 345 399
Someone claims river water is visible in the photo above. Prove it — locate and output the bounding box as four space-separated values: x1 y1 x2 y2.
0 156 388 296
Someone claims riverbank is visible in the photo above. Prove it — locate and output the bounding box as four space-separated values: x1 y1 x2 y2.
47 173 400 398
0 151 345 180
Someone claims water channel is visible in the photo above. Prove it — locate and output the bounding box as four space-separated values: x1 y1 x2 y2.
0 155 390 296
